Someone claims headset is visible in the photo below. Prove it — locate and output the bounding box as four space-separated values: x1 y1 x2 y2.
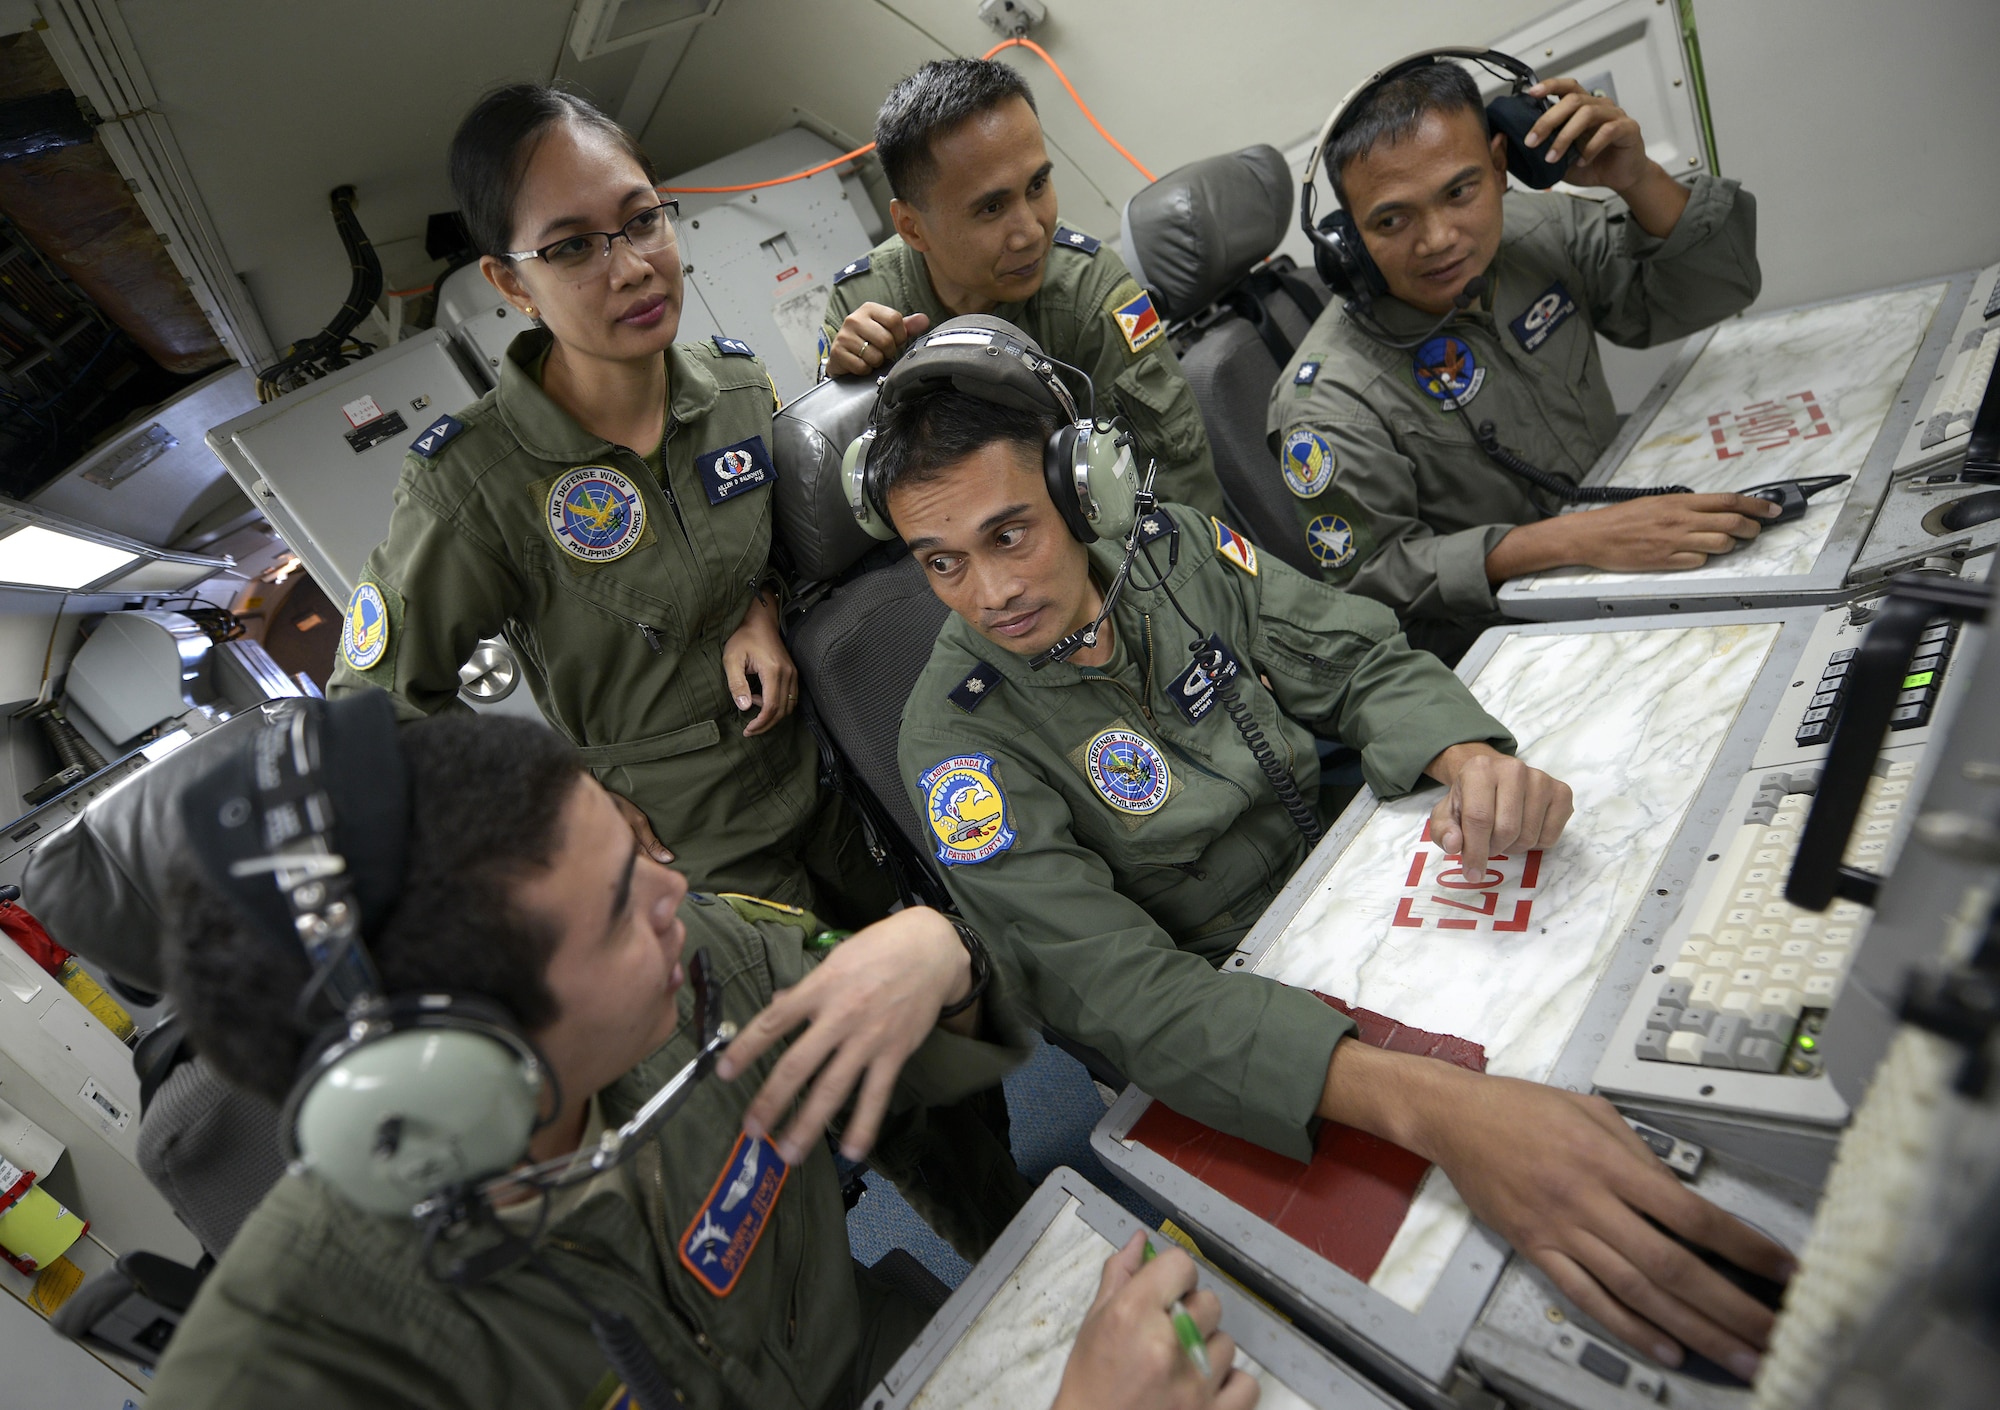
182 694 736 1410
841 314 1139 546
1301 47 1570 312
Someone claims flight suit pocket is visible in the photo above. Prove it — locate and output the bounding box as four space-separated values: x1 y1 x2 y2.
1113 355 1203 461
524 539 686 647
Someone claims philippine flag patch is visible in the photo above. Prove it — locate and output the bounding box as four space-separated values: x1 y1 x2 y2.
1111 289 1163 354
678 1133 789 1297
1211 518 1259 576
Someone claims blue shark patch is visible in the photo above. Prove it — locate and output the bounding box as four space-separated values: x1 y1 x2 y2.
1508 281 1578 354
696 434 776 506
1054 225 1101 255
1293 361 1320 387
711 335 756 358
408 412 464 459
833 254 871 285
678 1133 789 1297
921 753 1015 865
948 661 1003 714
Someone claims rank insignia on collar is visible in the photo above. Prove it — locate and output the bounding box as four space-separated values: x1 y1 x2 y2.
408 412 464 458
1134 512 1174 547
1293 361 1320 387
1211 518 1259 576
833 254 871 284
921 753 1016 865
1054 225 1101 255
678 1132 789 1297
711 335 755 358
948 660 1003 713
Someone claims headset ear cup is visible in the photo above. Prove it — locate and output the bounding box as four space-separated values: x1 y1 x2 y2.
842 432 897 541
1312 211 1387 304
1044 424 1097 543
1486 93 1571 189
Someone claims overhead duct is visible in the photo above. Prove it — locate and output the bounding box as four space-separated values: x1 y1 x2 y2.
0 33 224 375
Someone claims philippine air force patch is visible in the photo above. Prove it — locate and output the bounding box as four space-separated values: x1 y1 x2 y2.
1281 428 1335 498
1084 728 1172 815
921 753 1016 866
547 466 646 562
341 583 389 671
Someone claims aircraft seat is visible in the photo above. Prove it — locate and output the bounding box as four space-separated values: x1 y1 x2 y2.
1122 145 1330 575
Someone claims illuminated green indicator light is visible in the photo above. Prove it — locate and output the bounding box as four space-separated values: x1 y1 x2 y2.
1797 1035 1818 1052
1903 671 1934 689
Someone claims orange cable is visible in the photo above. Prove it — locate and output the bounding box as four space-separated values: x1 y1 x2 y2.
384 282 435 298
659 35 1153 194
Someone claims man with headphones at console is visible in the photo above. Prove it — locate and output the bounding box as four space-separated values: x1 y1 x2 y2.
144 693 1257 1410
1270 50 1774 660
853 314 1793 1381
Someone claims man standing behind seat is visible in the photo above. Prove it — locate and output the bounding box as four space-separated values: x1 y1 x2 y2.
1269 57 1778 659
821 58 1226 519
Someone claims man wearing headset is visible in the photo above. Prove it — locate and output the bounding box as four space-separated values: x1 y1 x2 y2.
146 698 1257 1410
1270 54 1774 659
819 56 1227 519
868 319 1790 1381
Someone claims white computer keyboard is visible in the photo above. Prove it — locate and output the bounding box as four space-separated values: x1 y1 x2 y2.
1633 761 1912 1074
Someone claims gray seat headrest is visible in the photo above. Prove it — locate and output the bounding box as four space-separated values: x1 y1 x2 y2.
1120 145 1293 322
772 374 888 583
19 706 284 993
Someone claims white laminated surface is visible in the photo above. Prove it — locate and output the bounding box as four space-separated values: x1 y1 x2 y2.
908 1198 1312 1410
1515 283 1946 591
1255 621 1779 1309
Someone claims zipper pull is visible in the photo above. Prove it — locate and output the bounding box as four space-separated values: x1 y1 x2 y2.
639 624 663 653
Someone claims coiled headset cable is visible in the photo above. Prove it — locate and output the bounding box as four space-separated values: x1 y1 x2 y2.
1133 539 1324 848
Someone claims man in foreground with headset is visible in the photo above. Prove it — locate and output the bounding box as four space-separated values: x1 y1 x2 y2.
869 318 1791 1381
818 56 1226 518
1271 53 1775 660
146 694 1255 1409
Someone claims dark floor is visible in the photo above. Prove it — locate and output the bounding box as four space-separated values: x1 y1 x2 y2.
845 1037 1163 1287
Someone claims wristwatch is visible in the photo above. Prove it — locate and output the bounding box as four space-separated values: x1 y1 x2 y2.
938 917 991 1020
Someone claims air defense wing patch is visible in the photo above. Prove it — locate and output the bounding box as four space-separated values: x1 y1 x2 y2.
1211 518 1259 576
948 660 1003 713
921 753 1015 865
833 255 871 285
1053 225 1101 255
678 1132 789 1297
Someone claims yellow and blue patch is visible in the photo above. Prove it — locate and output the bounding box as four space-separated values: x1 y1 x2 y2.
1306 513 1357 569
340 583 390 671
678 1132 788 1298
1085 728 1172 815
1281 429 1336 498
1111 289 1163 354
547 465 647 563
1412 335 1484 410
1211 518 1259 576
921 753 1015 865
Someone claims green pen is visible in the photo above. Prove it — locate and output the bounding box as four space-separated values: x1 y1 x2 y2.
1141 1237 1212 1376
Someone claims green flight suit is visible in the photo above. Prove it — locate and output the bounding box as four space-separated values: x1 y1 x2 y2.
146 892 1032 1410
820 228 1227 519
327 329 888 922
1267 176 1760 657
896 503 1512 1161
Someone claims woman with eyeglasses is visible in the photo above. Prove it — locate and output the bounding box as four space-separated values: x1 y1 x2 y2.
328 84 893 926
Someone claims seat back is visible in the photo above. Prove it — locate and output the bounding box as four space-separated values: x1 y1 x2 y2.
136 1057 285 1257
1180 312 1321 576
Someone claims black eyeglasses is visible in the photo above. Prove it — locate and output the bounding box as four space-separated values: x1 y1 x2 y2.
505 200 680 281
